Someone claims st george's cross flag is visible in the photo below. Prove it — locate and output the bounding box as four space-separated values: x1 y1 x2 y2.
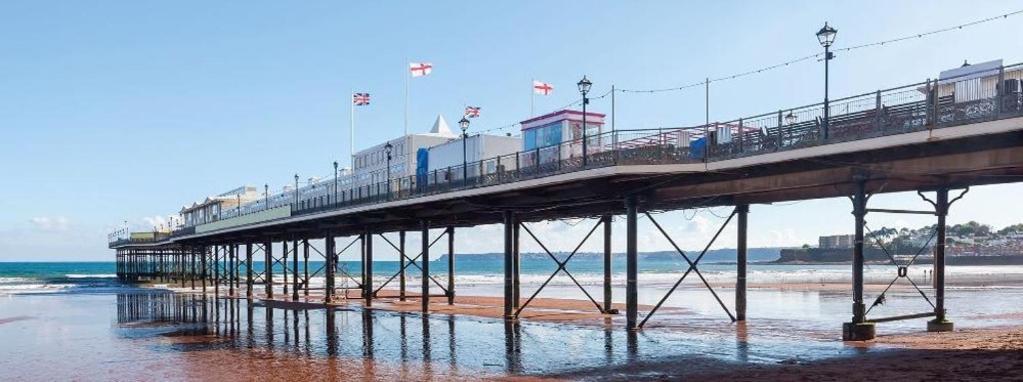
533 80 554 95
464 106 481 118
353 93 370 106
409 62 433 77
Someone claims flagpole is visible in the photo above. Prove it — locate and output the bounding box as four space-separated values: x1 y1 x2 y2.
404 59 409 136
530 79 535 117
350 90 355 169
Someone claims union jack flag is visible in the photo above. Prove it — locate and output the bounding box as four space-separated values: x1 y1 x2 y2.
353 93 370 106
464 106 480 118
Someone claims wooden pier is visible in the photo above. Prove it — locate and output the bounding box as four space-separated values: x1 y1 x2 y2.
113 62 1023 340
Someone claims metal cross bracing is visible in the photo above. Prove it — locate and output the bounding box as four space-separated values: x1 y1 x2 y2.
512 219 607 318
637 208 739 328
843 180 968 340
860 187 970 324
374 229 453 304
332 235 366 295
262 240 299 298
297 239 335 294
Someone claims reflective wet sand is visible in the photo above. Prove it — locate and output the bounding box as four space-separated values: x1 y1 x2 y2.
1 285 1021 381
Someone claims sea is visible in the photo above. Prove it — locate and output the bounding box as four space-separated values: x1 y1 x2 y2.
3 254 1023 295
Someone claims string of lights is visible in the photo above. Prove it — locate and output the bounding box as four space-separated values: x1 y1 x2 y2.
617 9 1023 94
469 9 1020 136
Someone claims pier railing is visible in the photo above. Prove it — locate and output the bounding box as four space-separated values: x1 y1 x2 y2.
109 231 174 247
284 62 1023 218
111 61 1023 244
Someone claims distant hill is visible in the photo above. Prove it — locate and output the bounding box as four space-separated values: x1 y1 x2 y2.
438 248 782 264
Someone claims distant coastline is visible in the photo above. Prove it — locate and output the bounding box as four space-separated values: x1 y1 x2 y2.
772 247 1023 265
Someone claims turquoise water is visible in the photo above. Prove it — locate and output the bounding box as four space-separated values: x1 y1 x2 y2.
0 262 115 279
4 256 1023 294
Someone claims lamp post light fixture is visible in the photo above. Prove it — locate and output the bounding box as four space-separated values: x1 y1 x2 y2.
577 75 592 166
459 117 470 184
384 142 393 199
816 22 837 140
294 174 300 209
333 161 339 205
264 184 269 210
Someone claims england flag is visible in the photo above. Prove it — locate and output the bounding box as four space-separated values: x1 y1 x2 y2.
409 62 433 77
464 106 480 118
533 80 554 95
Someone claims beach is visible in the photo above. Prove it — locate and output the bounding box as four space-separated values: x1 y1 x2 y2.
1 262 1022 381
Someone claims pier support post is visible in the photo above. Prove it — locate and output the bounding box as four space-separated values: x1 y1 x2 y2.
399 231 406 301
234 245 241 291
180 250 187 288
325 234 336 303
421 220 430 313
265 240 273 299
213 246 220 296
513 221 520 309
843 180 876 341
503 211 515 319
928 188 954 332
625 195 639 330
736 204 748 321
602 215 615 314
201 246 208 293
358 233 366 300
303 239 309 297
447 226 455 305
282 240 289 296
292 239 299 301
365 230 373 306
190 247 196 290
228 245 236 296
245 243 253 299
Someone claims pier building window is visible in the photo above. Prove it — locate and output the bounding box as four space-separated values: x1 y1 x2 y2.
524 121 562 150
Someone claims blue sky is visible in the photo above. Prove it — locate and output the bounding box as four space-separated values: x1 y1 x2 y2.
2 1 1022 261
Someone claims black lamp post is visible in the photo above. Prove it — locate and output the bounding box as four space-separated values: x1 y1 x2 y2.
577 75 592 166
384 142 393 199
264 184 269 210
816 22 837 140
294 174 300 209
333 161 338 205
459 117 470 184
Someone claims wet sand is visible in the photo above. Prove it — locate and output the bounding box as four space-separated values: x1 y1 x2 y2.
597 323 1023 380
3 281 1022 381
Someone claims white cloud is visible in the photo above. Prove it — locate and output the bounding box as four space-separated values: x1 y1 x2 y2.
140 215 169 231
29 216 71 232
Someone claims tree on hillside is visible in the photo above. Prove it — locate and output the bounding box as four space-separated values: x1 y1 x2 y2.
868 226 899 246
948 221 991 238
997 224 1023 237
